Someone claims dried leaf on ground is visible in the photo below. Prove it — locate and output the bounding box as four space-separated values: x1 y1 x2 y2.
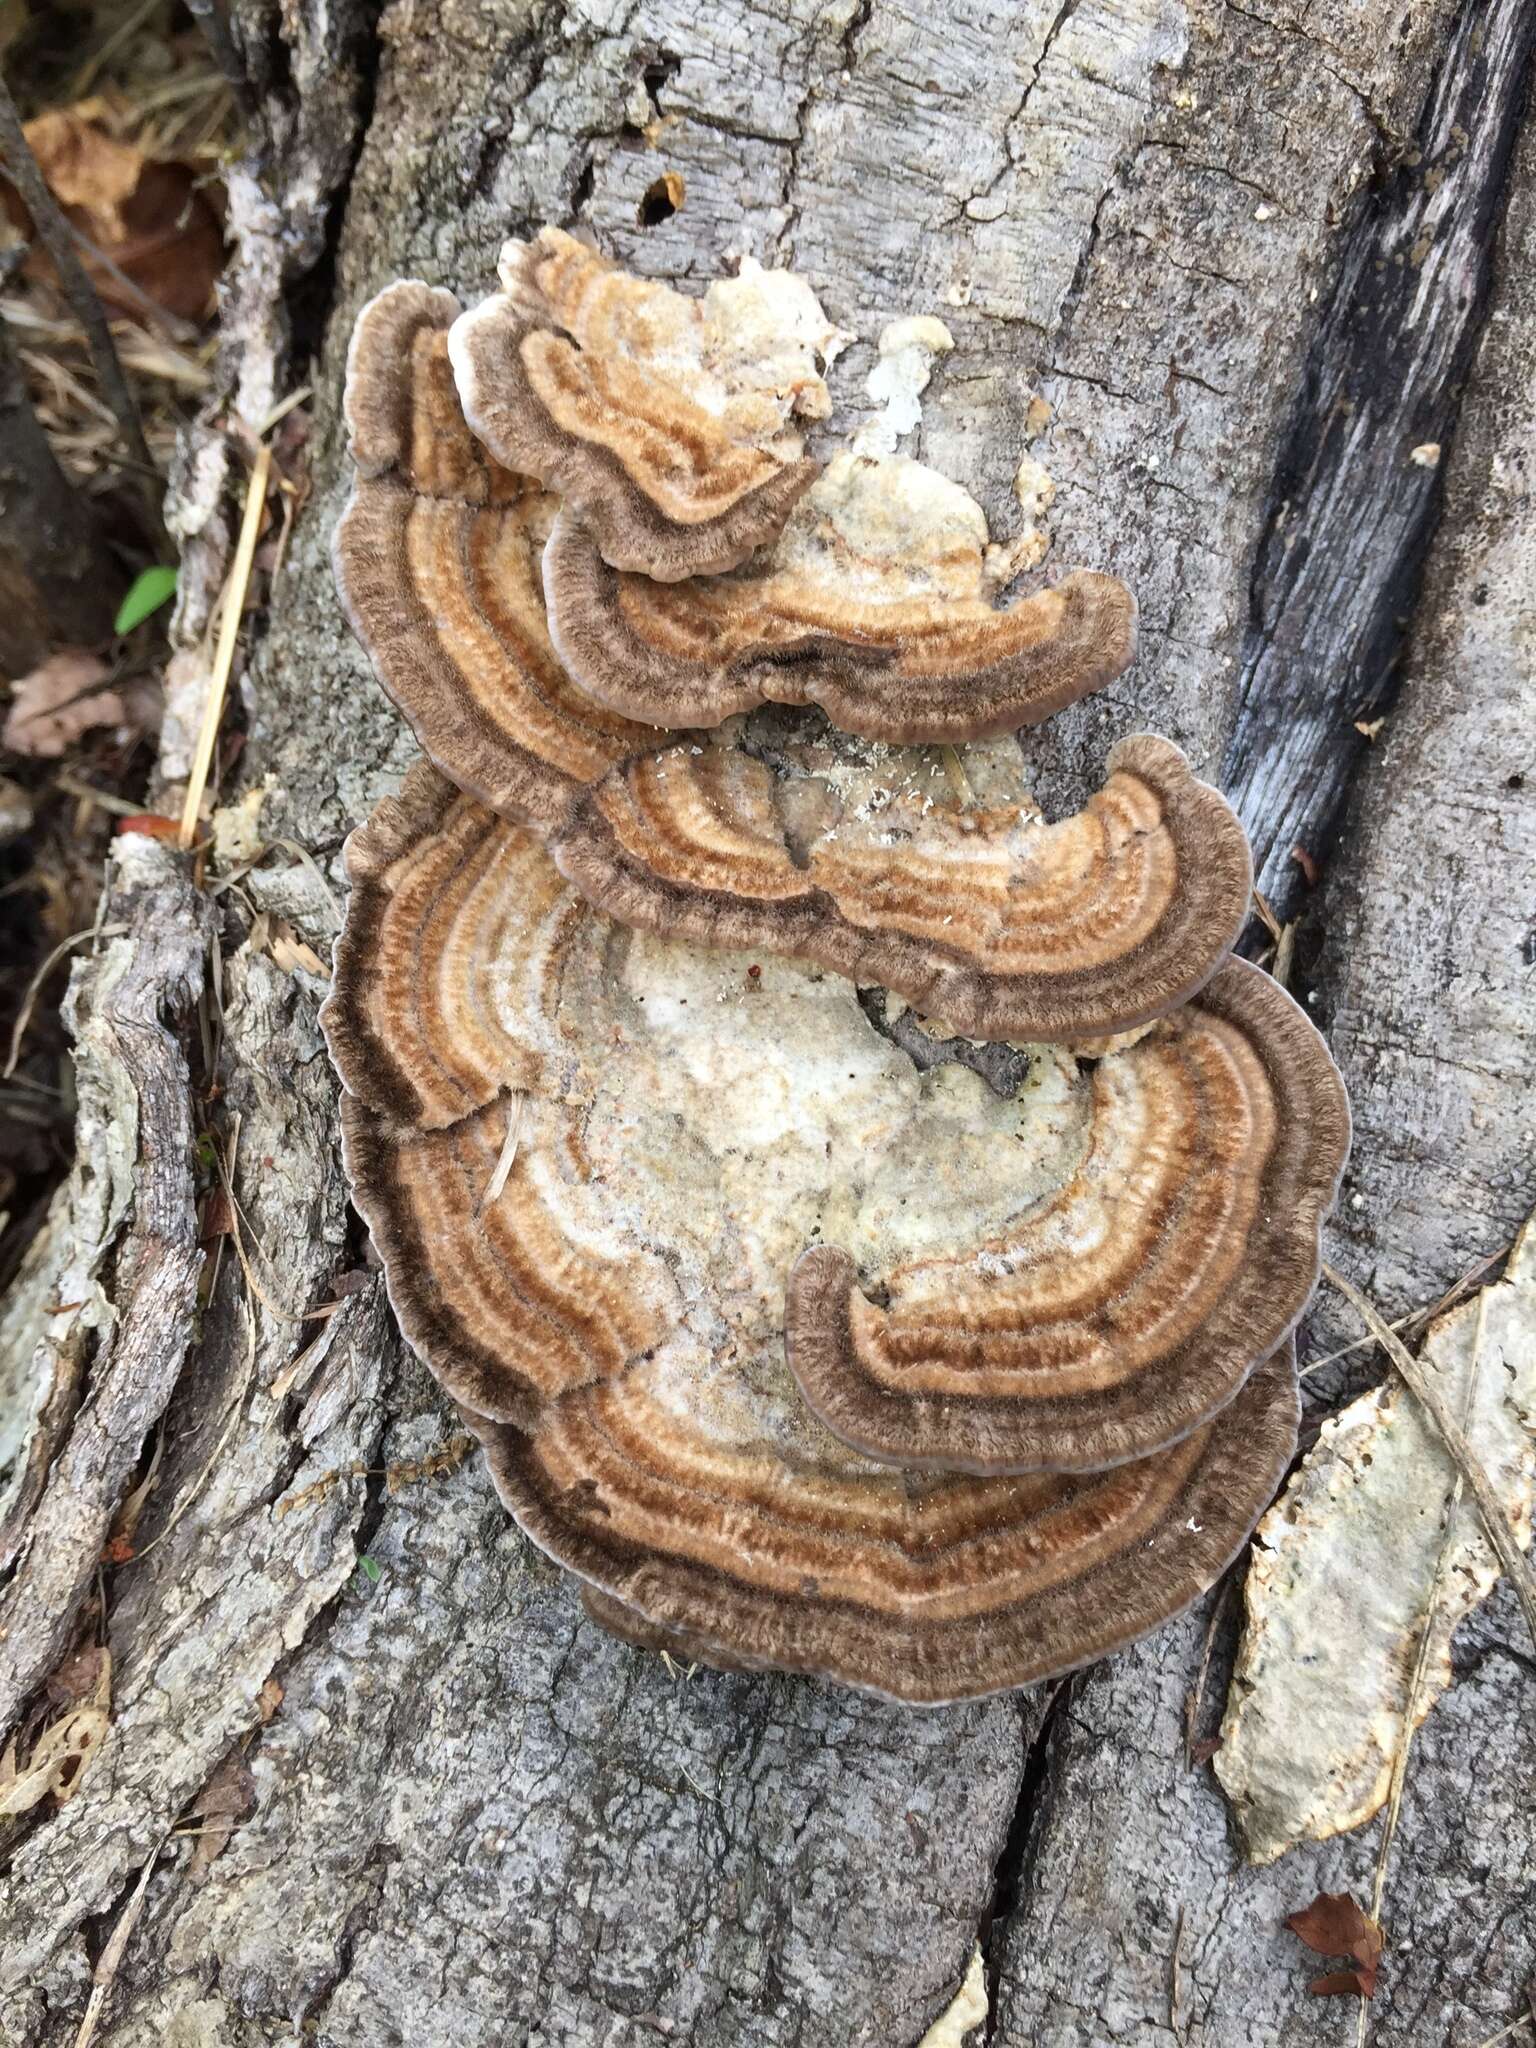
1283 1890 1384 1999
0 1646 111 1816
185 1750 255 1880
3 650 156 758
1217 1210 1536 1863
10 109 223 322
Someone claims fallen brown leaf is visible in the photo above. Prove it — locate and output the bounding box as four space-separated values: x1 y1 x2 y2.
0 1646 111 1815
3 650 156 757
200 1185 237 1243
11 109 223 323
1307 1969 1376 1999
186 1750 255 1880
1283 1890 1384 2000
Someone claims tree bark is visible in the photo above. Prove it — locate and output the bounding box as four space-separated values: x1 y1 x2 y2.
1 3 1533 2045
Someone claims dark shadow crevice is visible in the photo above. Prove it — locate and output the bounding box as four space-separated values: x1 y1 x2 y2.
1222 0 1536 926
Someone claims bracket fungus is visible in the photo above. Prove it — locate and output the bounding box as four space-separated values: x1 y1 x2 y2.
325 234 1351 1701
321 766 1335 1700
335 279 1248 1043
447 228 838 579
541 461 1138 743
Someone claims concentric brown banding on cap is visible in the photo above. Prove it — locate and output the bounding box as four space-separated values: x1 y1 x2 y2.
784 958 1350 1474
324 787 1334 1693
468 1344 1300 1705
319 759 571 1130
333 282 657 836
556 730 1253 1043
543 506 1138 744
447 231 821 580
335 286 1249 1043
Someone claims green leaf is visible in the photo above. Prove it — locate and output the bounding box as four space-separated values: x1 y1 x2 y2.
114 565 178 635
359 1554 382 1585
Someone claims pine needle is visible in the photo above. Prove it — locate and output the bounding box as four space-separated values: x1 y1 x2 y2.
179 442 271 849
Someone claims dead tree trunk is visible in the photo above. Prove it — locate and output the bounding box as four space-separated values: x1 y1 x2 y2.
1 3 1532 2044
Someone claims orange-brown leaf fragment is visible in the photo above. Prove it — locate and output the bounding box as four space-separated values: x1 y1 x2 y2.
118 812 181 840
13 110 223 322
1283 1890 1383 1999
1289 843 1320 888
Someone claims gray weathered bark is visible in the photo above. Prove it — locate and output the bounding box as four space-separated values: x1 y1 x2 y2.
1 3 1532 2045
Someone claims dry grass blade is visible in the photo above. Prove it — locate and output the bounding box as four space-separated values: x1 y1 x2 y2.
71 1837 165 2048
1323 1263 1536 1645
179 442 271 849
1353 1290 1488 2047
131 1299 256 1562
1303 1242 1512 1380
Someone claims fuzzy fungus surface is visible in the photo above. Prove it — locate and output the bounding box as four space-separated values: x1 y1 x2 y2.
335 280 1245 1044
321 767 1316 1700
326 229 1351 1701
448 228 844 579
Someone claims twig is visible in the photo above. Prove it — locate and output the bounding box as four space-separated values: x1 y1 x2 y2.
1302 1242 1511 1380
53 773 146 819
0 76 163 540
179 442 271 848
3 923 128 1078
1323 1263 1536 1644
181 0 258 113
1169 1903 1187 2043
1250 888 1282 943
1184 1575 1234 1768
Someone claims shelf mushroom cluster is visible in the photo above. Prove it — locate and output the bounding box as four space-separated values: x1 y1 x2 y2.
322 231 1351 1704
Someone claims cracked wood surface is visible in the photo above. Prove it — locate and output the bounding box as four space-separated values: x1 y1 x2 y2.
1 2 1533 2044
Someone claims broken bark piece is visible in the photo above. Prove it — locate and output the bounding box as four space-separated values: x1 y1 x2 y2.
1215 1211 1536 1863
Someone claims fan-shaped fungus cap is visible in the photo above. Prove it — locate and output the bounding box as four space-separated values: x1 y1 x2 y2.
333 280 655 837
785 962 1349 1472
446 229 841 579
322 770 1314 1700
476 1347 1298 1701
542 458 1138 743
334 288 1249 1042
